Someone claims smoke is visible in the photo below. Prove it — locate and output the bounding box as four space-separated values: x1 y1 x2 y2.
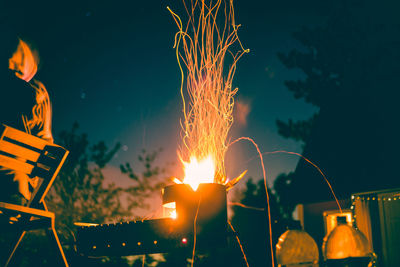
234 98 251 128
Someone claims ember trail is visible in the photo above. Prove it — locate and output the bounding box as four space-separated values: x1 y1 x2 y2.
168 0 249 190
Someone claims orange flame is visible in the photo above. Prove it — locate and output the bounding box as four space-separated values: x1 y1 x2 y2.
168 0 248 186
163 202 178 219
182 155 215 190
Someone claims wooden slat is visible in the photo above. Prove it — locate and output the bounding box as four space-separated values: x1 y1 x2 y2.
34 149 69 204
0 124 6 140
0 202 54 219
0 154 34 174
28 146 68 206
31 167 51 180
0 140 41 162
2 125 47 150
38 155 59 169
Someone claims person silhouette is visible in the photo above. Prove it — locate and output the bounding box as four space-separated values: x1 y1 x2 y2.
0 30 53 205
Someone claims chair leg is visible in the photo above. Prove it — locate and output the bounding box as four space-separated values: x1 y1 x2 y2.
46 224 69 267
4 231 26 267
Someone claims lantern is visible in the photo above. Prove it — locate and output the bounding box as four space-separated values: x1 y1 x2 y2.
276 229 319 267
322 224 374 267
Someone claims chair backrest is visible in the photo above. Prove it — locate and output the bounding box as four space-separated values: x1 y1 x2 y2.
0 124 68 208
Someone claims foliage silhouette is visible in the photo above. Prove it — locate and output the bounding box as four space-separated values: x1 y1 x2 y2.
275 0 400 202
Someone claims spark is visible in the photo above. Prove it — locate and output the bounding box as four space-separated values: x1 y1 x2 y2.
244 150 342 213
228 201 265 211
228 220 249 267
191 196 201 267
168 0 249 185
229 136 275 267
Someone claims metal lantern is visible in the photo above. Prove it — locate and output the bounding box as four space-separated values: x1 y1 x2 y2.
322 224 374 267
276 229 319 267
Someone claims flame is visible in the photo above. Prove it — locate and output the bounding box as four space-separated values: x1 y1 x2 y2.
168 0 248 186
182 155 215 191
8 39 38 82
170 210 177 219
163 202 178 219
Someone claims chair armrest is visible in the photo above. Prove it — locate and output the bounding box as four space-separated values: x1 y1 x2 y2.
0 202 54 219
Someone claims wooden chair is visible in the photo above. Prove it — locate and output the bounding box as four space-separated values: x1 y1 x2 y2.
0 124 69 267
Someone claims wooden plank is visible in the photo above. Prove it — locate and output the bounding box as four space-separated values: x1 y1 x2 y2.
0 140 41 162
28 148 68 206
0 154 34 174
0 202 54 219
0 124 6 140
38 150 69 203
2 125 47 150
37 155 59 169
31 167 51 180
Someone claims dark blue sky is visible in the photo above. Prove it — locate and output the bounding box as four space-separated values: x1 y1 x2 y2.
1 0 328 188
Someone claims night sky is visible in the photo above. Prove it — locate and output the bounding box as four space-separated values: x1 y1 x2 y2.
1 0 326 190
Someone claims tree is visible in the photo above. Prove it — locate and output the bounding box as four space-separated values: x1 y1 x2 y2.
120 148 167 213
277 1 399 142
273 172 296 220
48 123 124 230
50 123 169 266
276 114 317 147
275 0 400 202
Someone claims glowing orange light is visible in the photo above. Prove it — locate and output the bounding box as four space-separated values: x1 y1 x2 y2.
163 202 178 219
173 177 183 184
182 155 215 191
163 202 176 209
170 210 177 219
